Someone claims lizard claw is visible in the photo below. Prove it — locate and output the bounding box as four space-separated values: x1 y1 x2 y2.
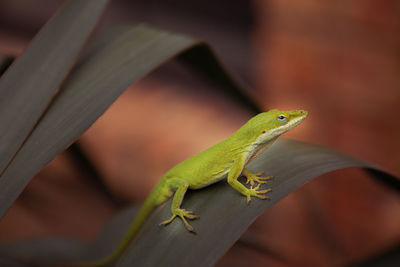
181 209 200 220
159 208 199 233
244 170 273 186
246 184 272 204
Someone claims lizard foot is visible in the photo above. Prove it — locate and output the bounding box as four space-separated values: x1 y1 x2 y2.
159 208 199 232
244 171 273 186
246 184 272 204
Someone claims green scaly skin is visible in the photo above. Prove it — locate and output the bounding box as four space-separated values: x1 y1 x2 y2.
76 109 308 266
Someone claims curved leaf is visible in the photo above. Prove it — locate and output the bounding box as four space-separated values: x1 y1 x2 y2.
0 0 108 175
0 25 259 218
0 54 12 76
114 139 399 266
0 239 84 266
0 139 398 266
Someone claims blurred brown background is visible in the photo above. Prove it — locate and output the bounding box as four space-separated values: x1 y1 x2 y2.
0 0 399 266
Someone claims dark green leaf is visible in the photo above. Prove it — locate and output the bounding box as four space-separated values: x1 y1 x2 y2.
352 244 400 267
0 208 137 265
0 239 84 266
114 139 399 267
1 139 398 266
0 25 260 218
177 45 261 113
0 0 108 175
0 257 29 267
0 54 12 76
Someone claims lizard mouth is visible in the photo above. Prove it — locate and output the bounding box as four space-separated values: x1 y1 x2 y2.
288 111 307 129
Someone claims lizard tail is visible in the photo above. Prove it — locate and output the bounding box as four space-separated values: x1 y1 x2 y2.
71 182 166 267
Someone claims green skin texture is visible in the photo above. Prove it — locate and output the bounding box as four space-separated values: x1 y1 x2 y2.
85 109 307 266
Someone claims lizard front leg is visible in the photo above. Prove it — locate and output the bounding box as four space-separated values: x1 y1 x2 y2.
227 157 271 204
159 178 199 232
243 168 273 186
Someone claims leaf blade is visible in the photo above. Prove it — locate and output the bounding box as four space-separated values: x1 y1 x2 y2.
1 140 398 266
0 54 12 76
115 139 399 266
0 0 108 174
0 25 259 218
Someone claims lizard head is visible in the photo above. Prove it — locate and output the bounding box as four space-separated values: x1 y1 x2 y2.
236 109 308 144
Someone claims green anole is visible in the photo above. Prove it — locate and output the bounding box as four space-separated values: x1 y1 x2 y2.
82 109 307 266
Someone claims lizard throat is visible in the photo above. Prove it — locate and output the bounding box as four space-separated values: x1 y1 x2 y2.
246 137 278 164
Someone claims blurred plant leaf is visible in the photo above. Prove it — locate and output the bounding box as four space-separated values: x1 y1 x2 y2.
0 25 260 218
177 45 261 113
0 140 398 266
0 54 12 76
0 0 108 175
0 239 84 266
353 243 400 267
0 257 29 267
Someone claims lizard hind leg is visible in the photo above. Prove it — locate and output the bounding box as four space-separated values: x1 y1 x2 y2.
159 178 199 232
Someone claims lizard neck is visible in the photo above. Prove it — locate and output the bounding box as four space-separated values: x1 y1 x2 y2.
246 136 278 164
227 131 278 164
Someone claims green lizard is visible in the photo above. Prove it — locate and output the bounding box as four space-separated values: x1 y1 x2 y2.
82 109 307 266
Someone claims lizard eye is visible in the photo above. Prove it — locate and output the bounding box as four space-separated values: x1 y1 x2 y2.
262 130 266 134
277 115 287 125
